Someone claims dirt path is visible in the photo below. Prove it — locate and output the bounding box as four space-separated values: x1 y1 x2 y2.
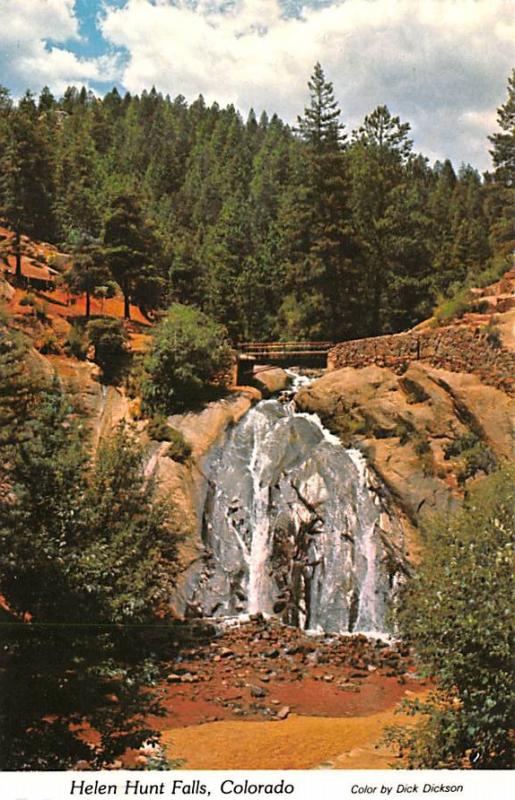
162 704 419 770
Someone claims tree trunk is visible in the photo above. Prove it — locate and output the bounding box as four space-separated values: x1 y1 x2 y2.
123 281 131 320
85 289 91 319
372 275 382 336
14 228 22 281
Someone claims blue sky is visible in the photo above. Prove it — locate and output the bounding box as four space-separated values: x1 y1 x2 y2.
2 1 514 170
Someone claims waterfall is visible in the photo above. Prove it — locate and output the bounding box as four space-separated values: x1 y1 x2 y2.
193 372 396 634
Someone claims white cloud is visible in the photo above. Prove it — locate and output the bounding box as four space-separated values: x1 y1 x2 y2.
0 1 511 168
0 0 118 96
99 0 514 169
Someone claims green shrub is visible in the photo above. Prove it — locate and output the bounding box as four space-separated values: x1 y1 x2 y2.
444 431 479 459
19 294 49 322
166 429 192 463
331 411 367 443
394 419 415 445
66 324 88 360
125 354 147 399
142 304 233 412
473 257 510 289
39 332 59 355
433 288 473 325
35 300 49 323
456 443 497 485
87 317 128 377
481 322 502 349
385 467 514 769
444 432 497 484
19 293 36 308
413 437 430 456
147 416 192 462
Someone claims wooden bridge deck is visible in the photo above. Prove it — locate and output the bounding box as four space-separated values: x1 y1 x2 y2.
238 341 333 361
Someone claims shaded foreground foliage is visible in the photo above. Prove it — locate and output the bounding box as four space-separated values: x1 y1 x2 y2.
386 467 514 769
0 358 181 768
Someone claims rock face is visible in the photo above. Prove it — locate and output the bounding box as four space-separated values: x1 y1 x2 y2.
296 363 514 528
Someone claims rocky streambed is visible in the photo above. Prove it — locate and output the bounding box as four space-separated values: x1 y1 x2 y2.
138 614 424 770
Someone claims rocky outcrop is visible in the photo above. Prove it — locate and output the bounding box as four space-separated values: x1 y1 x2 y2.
296 363 514 528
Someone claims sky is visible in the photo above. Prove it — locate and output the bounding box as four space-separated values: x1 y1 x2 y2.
1 0 513 170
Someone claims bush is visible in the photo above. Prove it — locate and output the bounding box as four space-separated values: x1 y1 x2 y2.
147 416 191 462
66 324 88 360
87 317 128 377
38 332 60 355
142 304 233 412
444 432 497 484
166 429 192 463
456 444 497 485
444 431 479 459
433 288 473 325
19 293 36 308
386 467 514 769
481 322 502 349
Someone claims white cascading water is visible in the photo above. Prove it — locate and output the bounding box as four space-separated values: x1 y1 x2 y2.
193 371 396 634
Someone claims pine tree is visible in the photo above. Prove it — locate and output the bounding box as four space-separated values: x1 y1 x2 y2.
103 192 160 319
489 69 515 187
279 64 354 340
485 71 515 264
0 383 179 769
348 105 426 334
63 231 111 318
1 94 56 277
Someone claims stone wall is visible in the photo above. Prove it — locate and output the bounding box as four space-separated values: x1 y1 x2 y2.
328 326 515 395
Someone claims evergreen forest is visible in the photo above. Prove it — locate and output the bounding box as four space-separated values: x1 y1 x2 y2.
1 64 513 343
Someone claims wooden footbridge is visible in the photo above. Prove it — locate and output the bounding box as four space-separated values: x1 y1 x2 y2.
236 341 333 382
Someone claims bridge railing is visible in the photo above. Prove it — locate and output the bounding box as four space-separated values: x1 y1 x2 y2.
240 341 333 356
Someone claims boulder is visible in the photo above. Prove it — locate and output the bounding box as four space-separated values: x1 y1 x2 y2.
252 366 290 396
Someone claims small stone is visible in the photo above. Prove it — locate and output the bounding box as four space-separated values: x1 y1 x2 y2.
323 674 334 682
249 684 267 698
276 706 290 720
166 673 182 683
